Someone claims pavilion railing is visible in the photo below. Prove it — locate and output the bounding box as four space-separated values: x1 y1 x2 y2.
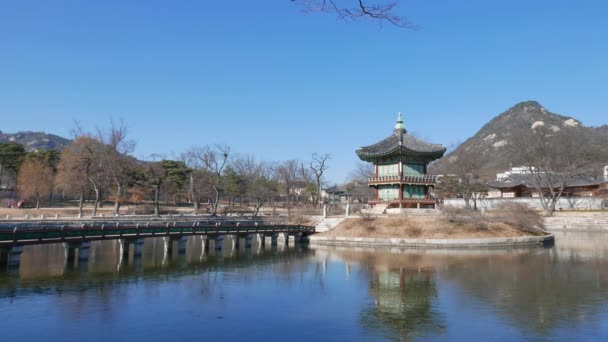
368 175 438 184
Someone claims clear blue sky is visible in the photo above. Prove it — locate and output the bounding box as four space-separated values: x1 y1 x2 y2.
1 0 607 183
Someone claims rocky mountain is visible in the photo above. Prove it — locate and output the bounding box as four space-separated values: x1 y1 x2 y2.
0 130 71 151
430 101 608 179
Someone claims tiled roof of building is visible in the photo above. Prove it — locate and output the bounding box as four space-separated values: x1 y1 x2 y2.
356 113 446 162
489 174 606 189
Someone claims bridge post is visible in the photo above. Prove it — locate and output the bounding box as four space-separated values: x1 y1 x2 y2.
244 234 253 249
163 236 173 255
214 234 225 251
232 235 240 250
131 238 144 257
78 241 91 261
120 239 131 257
270 234 278 247
300 234 311 244
257 234 265 248
292 232 303 244
64 243 77 262
283 232 290 246
0 246 23 269
64 242 91 263
175 236 187 255
202 236 210 253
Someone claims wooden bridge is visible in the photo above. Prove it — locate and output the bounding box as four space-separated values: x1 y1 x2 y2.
0 220 315 269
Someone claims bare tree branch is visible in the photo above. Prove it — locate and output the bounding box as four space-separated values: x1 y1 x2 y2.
293 0 419 29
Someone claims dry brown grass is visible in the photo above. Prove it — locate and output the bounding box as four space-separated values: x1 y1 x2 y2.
319 205 547 239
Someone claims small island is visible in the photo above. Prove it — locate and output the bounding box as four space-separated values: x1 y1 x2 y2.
311 113 554 248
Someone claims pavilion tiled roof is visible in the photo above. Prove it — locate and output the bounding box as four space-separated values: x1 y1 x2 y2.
356 114 446 162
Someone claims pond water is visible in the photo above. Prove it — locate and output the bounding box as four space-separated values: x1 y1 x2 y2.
1 232 608 341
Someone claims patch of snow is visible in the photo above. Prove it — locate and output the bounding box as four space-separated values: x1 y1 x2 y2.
484 133 496 141
492 140 508 148
540 107 547 113
549 125 560 132
448 156 458 163
563 119 579 127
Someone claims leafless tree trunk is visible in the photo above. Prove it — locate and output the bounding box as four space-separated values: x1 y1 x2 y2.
190 145 230 216
153 183 161 216
78 191 85 218
91 186 100 216
310 153 330 207
279 159 299 218
96 120 135 216
189 170 199 212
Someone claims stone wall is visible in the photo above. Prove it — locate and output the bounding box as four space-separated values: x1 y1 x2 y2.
544 212 608 231
444 197 607 210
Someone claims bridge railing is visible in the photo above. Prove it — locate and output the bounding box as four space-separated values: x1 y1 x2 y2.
0 223 316 246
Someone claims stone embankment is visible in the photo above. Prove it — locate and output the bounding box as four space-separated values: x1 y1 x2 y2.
544 212 608 231
310 235 554 248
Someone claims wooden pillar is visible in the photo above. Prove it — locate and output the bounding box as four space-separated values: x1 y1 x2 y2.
399 184 404 209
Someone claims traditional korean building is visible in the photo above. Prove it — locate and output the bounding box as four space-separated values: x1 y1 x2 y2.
489 175 607 198
356 113 446 209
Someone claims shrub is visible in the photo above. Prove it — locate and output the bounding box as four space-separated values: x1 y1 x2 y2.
441 206 491 230
493 202 545 234
361 210 376 222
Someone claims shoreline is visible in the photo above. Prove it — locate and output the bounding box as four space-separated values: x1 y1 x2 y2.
310 234 555 248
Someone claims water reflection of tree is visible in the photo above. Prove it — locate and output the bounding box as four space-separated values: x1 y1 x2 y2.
360 268 445 341
441 250 608 334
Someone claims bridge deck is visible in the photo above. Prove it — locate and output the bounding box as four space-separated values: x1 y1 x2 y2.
0 222 315 247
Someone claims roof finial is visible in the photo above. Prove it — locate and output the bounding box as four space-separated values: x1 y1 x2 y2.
394 112 405 133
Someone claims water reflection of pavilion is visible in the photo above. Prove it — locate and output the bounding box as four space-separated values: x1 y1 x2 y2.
361 267 445 340
315 239 608 339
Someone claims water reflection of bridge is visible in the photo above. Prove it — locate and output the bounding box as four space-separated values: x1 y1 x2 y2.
0 242 313 299
0 221 314 270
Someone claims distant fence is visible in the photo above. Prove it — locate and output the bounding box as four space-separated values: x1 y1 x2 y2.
444 197 607 210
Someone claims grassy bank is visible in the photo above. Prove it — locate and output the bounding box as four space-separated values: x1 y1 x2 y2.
319 204 548 239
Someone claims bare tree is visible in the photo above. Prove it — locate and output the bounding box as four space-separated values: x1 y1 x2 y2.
278 159 300 218
57 136 108 216
310 153 330 207
439 153 484 209
190 145 230 216
56 142 89 217
181 149 201 213
233 156 279 218
293 0 418 29
17 156 54 209
346 162 375 203
97 120 136 215
298 161 315 206
141 158 165 217
509 125 596 216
